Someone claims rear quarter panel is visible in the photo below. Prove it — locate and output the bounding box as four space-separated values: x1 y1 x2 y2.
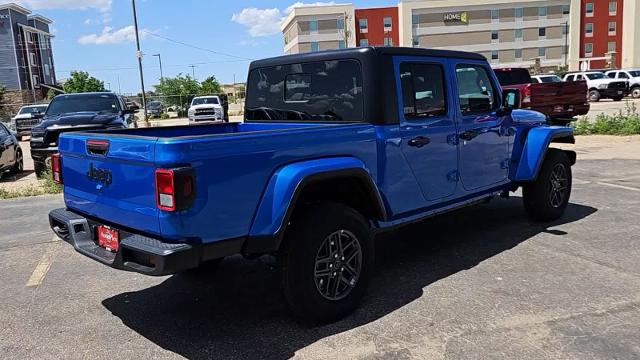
154 124 379 243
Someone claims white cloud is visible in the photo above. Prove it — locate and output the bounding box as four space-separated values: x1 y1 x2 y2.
232 2 337 37
78 25 152 45
231 7 282 37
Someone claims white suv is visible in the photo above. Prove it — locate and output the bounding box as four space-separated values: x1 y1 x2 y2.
563 72 628 102
605 69 640 98
188 96 224 123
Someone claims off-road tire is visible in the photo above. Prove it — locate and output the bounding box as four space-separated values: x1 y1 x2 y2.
9 149 23 174
523 149 572 221
588 89 601 102
280 203 373 324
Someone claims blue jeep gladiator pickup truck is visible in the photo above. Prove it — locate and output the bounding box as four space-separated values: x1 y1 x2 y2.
48 47 575 323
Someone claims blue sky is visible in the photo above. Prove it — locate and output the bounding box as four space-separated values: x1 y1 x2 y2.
14 0 392 94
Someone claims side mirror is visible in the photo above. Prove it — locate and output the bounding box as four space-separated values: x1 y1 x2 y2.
502 88 521 110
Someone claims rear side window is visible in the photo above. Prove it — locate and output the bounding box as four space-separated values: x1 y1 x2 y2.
245 60 363 122
494 69 532 85
455 64 498 114
400 62 447 118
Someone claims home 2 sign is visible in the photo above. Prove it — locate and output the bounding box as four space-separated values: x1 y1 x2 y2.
443 12 468 24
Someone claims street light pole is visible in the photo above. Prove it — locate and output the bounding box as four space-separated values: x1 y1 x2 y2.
131 0 148 126
153 53 163 80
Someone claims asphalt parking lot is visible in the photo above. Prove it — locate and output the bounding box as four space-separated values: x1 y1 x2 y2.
1 138 640 359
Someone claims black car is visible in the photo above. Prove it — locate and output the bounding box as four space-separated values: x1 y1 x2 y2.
0 122 23 177
30 92 135 175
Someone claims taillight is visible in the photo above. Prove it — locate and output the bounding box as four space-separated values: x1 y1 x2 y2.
522 84 532 105
155 167 195 211
51 153 62 184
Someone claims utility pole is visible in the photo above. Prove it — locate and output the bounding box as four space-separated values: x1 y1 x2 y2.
189 64 196 79
131 0 148 126
563 21 569 67
153 53 163 80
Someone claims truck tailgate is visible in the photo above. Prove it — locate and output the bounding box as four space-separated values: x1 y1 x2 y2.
59 133 161 236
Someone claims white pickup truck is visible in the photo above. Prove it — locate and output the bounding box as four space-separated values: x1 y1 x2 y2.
187 95 225 123
605 69 640 98
563 71 628 102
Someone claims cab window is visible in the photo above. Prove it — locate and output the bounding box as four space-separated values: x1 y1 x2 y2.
400 62 447 119
455 64 497 114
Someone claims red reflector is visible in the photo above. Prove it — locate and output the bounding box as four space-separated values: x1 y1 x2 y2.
51 153 62 184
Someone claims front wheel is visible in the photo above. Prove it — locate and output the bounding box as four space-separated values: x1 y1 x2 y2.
280 203 373 324
523 149 572 221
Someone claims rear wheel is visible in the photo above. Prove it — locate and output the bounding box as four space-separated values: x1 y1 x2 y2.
523 149 572 221
9 149 23 174
588 90 601 102
280 203 373 324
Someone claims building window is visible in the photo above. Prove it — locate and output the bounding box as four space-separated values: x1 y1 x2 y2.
337 18 344 31
539 27 546 38
384 37 393 46
359 38 369 47
514 28 523 40
515 49 522 59
608 21 616 35
585 23 593 37
412 14 419 28
585 43 593 56
338 40 345 49
310 42 319 52
491 9 499 22
383 16 392 30
608 41 616 52
491 30 499 42
585 3 594 17
609 1 617 15
538 6 547 17
562 5 570 15
359 18 368 33
491 50 499 60
309 20 318 33
515 8 523 19
412 36 419 47
538 47 546 57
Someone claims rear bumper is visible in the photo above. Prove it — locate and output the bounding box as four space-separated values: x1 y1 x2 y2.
48 208 244 276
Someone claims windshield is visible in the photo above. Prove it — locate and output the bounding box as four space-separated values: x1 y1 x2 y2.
495 69 532 86
585 73 606 80
147 101 162 109
19 105 48 114
46 94 120 116
538 75 562 83
246 60 364 122
191 97 219 106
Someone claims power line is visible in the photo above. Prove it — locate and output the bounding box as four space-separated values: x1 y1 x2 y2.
141 30 254 61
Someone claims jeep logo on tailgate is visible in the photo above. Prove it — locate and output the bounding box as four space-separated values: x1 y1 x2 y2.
87 163 112 186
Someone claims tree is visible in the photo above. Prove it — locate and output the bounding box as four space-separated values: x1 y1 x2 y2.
153 74 200 108
63 71 107 93
199 75 222 95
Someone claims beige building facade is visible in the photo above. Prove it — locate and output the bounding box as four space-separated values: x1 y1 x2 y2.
281 4 356 55
398 0 571 68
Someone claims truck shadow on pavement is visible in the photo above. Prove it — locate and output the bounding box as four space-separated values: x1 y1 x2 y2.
102 197 596 360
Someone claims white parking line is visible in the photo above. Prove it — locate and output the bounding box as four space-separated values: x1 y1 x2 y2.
25 237 61 288
596 182 640 193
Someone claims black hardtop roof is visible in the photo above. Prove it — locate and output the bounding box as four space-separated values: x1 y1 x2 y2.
249 46 486 70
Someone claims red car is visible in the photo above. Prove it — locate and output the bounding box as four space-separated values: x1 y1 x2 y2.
494 68 589 125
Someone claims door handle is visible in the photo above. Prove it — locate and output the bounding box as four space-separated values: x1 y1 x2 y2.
408 136 431 148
